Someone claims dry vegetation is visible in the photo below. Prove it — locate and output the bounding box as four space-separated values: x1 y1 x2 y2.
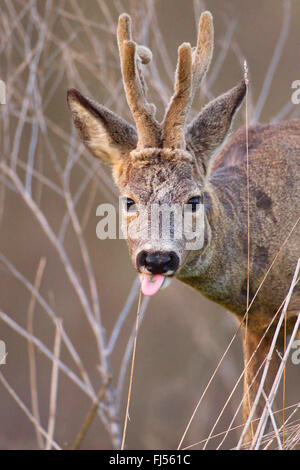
0 0 299 450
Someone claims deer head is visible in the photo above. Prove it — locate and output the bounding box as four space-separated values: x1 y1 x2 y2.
67 12 246 296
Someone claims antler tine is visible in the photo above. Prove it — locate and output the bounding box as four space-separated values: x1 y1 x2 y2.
162 11 214 150
117 14 160 149
118 12 132 44
191 11 214 100
162 43 192 149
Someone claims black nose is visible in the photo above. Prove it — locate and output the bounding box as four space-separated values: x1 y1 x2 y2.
136 251 179 275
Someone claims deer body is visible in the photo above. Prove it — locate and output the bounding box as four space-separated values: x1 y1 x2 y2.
68 12 300 447
181 120 300 326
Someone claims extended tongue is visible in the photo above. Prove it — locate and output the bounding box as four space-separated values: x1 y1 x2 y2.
141 273 164 296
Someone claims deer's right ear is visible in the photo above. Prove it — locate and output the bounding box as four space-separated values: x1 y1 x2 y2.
67 88 137 165
185 80 246 173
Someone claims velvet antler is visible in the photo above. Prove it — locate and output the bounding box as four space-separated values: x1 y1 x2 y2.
162 11 214 149
117 14 161 149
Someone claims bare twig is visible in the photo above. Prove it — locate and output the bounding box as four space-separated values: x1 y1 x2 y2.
0 371 61 450
261 389 282 450
0 310 92 397
46 319 62 450
27 257 47 449
121 290 142 450
237 258 300 448
252 309 300 449
72 377 112 450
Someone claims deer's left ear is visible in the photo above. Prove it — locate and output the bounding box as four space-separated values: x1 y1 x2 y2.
185 80 246 172
67 88 137 165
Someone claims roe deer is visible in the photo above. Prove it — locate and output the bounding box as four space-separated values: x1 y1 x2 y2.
67 12 300 446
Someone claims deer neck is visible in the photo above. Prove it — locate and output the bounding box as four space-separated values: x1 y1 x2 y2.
177 176 248 315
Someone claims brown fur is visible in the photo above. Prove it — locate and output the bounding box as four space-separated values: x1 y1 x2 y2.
67 11 300 446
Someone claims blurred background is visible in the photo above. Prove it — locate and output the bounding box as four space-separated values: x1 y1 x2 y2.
0 0 299 450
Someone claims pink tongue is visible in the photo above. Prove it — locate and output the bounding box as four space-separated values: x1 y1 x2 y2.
141 273 164 296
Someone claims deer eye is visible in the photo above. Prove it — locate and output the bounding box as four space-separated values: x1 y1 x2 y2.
186 195 202 213
123 197 137 213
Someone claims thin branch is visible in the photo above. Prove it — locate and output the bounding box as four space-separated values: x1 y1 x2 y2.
108 276 140 355
261 389 282 450
237 258 300 448
116 295 149 413
0 163 100 344
253 309 300 449
46 319 62 450
72 377 112 450
0 253 95 396
121 290 142 450
0 371 61 450
27 257 47 449
0 310 92 398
